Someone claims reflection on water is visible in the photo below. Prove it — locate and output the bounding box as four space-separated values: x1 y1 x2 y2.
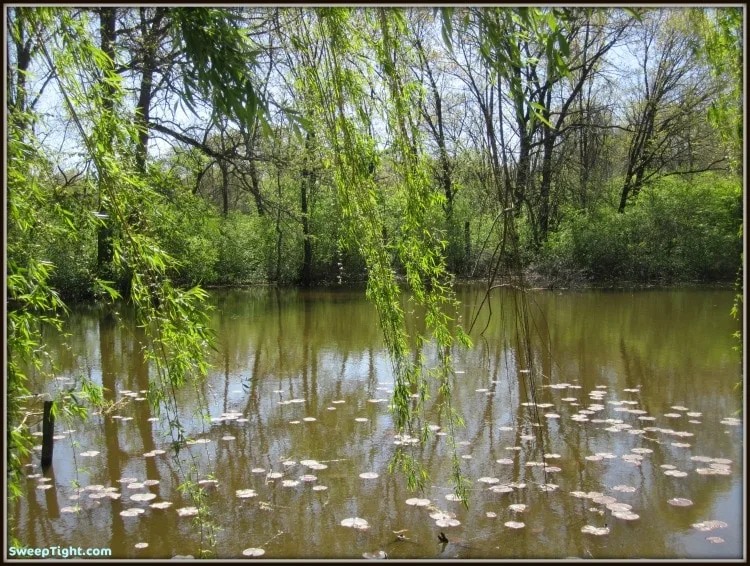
15 286 743 558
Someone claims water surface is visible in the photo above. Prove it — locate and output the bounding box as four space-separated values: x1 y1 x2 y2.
15 286 743 559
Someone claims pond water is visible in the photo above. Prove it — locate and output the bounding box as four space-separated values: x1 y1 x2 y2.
15 286 743 559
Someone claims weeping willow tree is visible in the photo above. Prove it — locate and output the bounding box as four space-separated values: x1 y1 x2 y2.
281 7 574 499
7 6 575 529
6 7 267 554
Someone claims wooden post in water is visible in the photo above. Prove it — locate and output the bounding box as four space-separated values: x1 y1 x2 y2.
41 400 54 469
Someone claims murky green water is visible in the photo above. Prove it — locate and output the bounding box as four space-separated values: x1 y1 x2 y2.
14 286 743 559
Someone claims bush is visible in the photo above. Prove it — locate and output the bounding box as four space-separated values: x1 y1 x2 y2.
536 173 742 283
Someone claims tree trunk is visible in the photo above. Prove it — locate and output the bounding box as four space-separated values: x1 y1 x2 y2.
299 132 315 287
96 8 116 274
134 8 165 171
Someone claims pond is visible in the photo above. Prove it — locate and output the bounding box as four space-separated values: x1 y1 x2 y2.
14 286 743 559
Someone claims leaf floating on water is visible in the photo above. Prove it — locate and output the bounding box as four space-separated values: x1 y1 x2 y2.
288 421 301 425
359 472 379 479
281 480 300 487
221 436 236 441
300 475 317 482
664 470 688 477
706 536 725 544
660 464 677 470
176 507 199 517
445 493 463 501
303 417 317 422
544 453 561 459
60 506 79 514
539 484 559 492
267 472 283 479
282 460 297 467
312 485 328 491
477 477 500 484
242 548 265 557
127 482 146 489
130 493 157 502
236 489 258 498
496 458 514 465
692 520 728 532
120 508 145 517
585 455 603 461
331 400 346 404
405 498 431 506
508 504 527 512
80 451 100 457
36 484 53 490
489 485 514 494
612 485 637 493
150 501 173 509
504 521 525 529
84 484 105 491
606 503 632 512
362 551 387 560
355 418 369 423
461 455 472 459
341 517 370 530
581 525 610 536
671 442 691 448
631 448 653 454
309 463 328 470
151 449 166 455
544 413 561 419
134 543 149 549
592 495 617 505
251 468 266 474
435 518 461 527
143 479 160 486
486 511 497 518
612 511 640 520
367 398 388 404
668 498 693 507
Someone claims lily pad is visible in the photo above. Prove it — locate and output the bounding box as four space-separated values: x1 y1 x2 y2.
130 493 156 502
341 517 370 530
176 507 199 517
581 525 610 536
